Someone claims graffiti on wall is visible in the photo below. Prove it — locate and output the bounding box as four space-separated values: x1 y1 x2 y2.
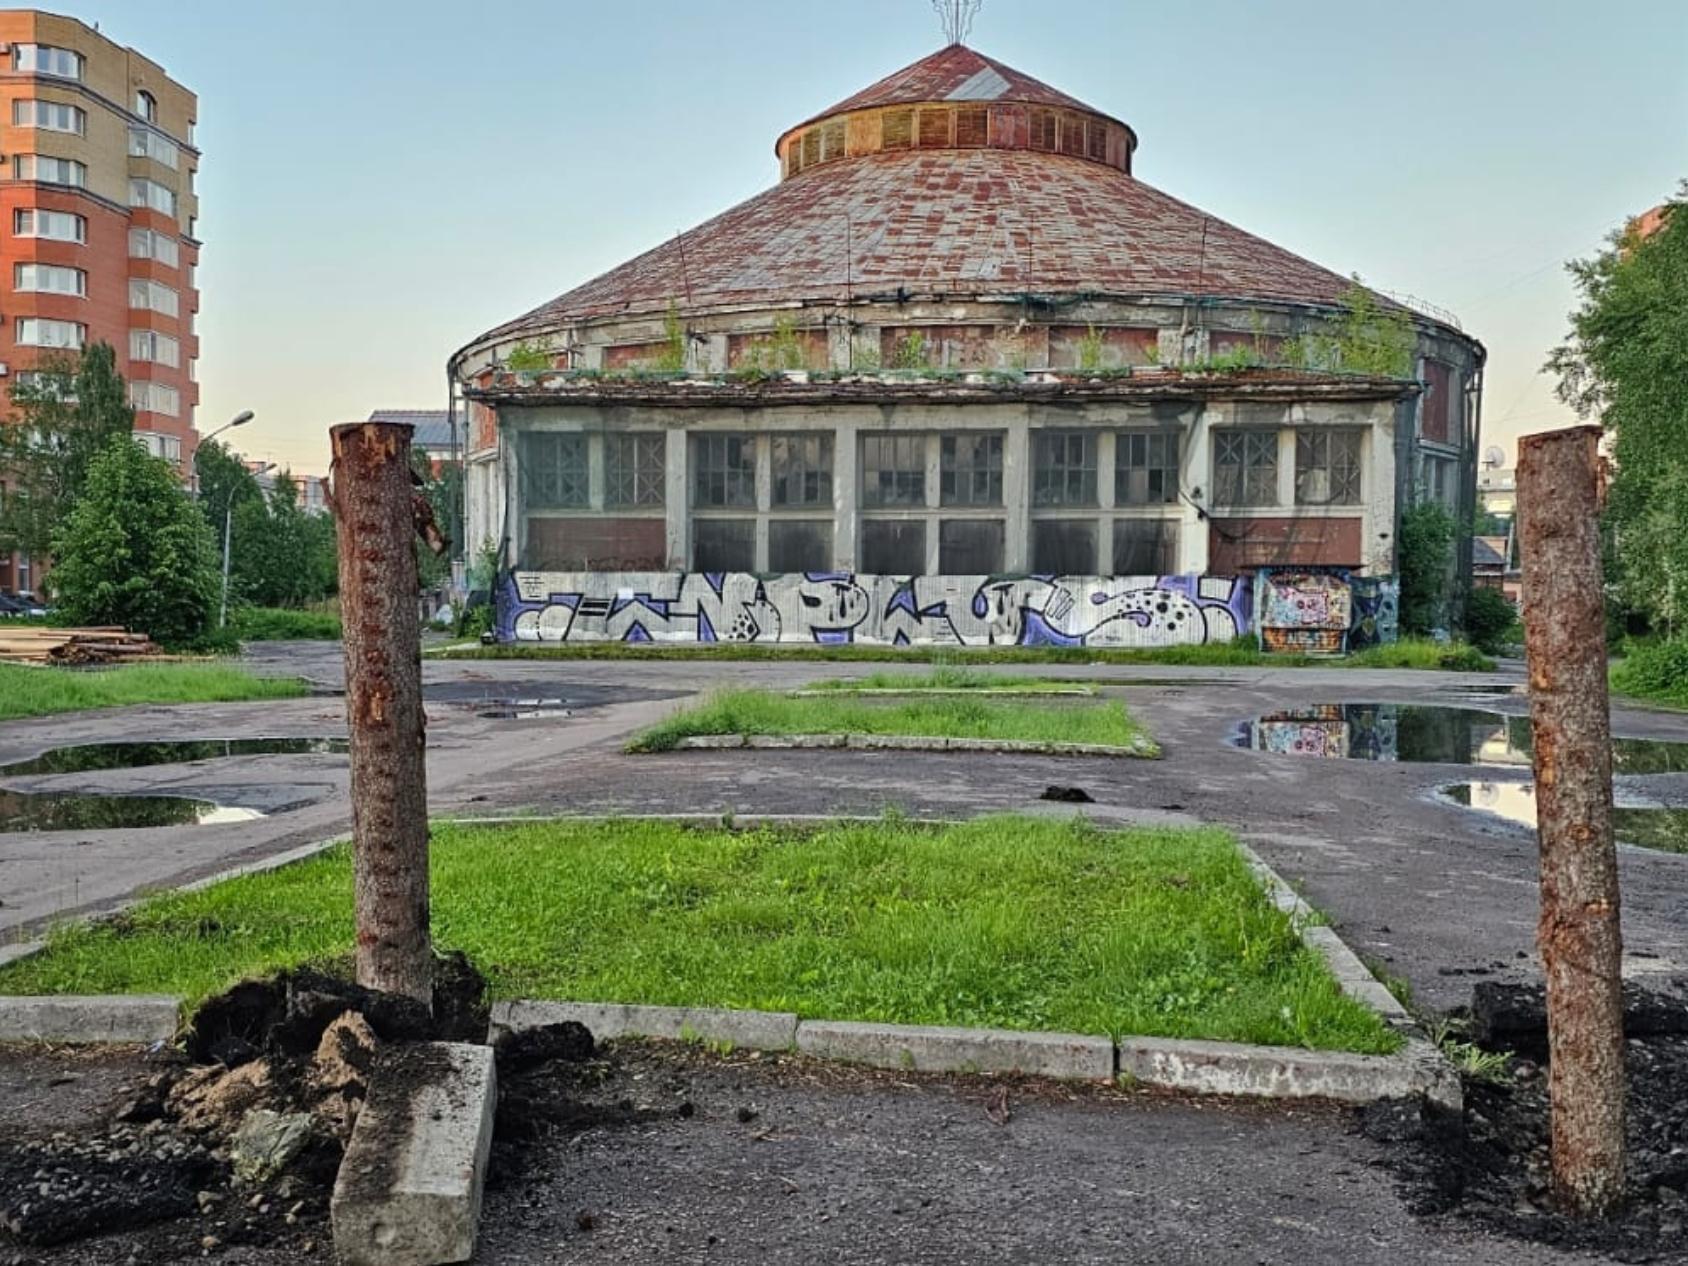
1233 705 1399 761
499 572 1255 648
1259 570 1353 655
1348 577 1400 651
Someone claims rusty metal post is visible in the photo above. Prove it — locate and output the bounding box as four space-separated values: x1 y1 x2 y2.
330 421 434 1006
1517 424 1625 1218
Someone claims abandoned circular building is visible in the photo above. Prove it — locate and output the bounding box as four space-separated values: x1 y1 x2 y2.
451 43 1485 650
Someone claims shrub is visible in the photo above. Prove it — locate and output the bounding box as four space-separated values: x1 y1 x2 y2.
1611 639 1688 707
1399 502 1457 637
231 607 343 641
1463 587 1519 655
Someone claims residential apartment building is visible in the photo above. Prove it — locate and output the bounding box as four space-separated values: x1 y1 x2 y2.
0 11 198 592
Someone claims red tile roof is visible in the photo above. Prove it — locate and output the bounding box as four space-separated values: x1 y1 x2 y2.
477 148 1359 342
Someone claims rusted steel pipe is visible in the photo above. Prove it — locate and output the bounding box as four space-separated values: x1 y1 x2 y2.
1517 424 1625 1218
330 421 436 1006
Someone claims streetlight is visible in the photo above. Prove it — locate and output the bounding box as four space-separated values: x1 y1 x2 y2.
192 410 255 495
220 460 274 629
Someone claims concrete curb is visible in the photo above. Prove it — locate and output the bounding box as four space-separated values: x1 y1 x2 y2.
0 994 181 1044
797 1020 1114 1079
1117 1036 1456 1107
489 999 798 1051
672 734 1158 758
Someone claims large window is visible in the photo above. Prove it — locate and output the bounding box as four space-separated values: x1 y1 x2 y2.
129 279 180 317
129 178 178 216
861 434 925 507
940 519 1004 573
129 329 180 368
1116 432 1179 505
15 208 84 242
693 519 755 572
129 228 181 267
129 381 180 417
1033 432 1097 506
692 433 755 508
940 433 1003 506
13 45 82 79
16 155 85 188
13 99 84 134
768 520 833 572
135 90 157 122
605 433 665 509
136 430 181 463
1112 520 1179 575
15 262 84 296
521 432 589 509
15 317 84 348
861 520 926 575
1294 430 1362 506
128 127 180 170
1213 431 1279 506
1032 520 1097 575
771 434 832 507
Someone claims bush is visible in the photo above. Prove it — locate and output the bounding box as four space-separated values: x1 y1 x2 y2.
1398 502 1457 637
231 607 343 641
1611 639 1688 707
1463 587 1519 655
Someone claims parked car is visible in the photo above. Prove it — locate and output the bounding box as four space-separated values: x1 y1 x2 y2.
0 591 48 618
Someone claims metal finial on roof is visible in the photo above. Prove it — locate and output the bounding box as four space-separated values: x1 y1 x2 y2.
931 0 982 45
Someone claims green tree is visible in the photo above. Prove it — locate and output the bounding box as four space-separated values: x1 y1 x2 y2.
225 470 340 609
0 342 137 565
412 451 458 592
51 434 220 647
1548 190 1688 633
1399 501 1457 637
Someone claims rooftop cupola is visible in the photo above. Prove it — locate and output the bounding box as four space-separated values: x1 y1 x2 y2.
775 45 1137 181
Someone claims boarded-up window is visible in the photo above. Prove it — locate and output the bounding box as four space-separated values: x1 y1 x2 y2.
820 120 846 162
861 519 927 575
802 128 821 169
1029 109 1056 152
882 109 914 150
1033 520 1097 575
1086 121 1107 162
525 517 665 572
604 342 670 369
692 519 755 572
940 519 1004 573
769 520 833 572
1059 113 1084 156
918 107 951 148
1113 520 1179 575
955 106 988 147
1422 361 1454 444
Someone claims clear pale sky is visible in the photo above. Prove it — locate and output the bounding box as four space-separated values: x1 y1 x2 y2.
64 0 1688 475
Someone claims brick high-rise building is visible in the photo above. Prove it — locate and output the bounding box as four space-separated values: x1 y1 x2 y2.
0 10 198 592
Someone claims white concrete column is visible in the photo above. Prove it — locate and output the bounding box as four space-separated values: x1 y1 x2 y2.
1181 405 1213 574
833 421 859 570
754 434 773 572
1276 427 1297 509
1003 422 1031 572
1363 402 1397 575
924 435 943 574
664 429 688 570
587 434 606 512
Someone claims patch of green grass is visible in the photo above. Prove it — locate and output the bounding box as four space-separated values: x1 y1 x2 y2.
0 663 309 721
1611 639 1688 710
1614 808 1688 854
0 816 1398 1053
230 607 343 641
627 688 1155 753
805 667 1092 694
442 636 1494 671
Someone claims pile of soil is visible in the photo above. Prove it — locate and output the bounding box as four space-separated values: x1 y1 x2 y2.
1367 981 1688 1262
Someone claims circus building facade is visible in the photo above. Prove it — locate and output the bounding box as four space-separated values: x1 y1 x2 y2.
451 43 1484 651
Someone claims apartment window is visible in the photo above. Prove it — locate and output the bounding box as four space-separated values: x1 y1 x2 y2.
13 99 84 134
15 208 84 242
16 155 85 188
860 520 927 575
129 178 178 216
1112 520 1180 575
1421 455 1458 508
1032 520 1097 575
15 317 84 348
15 263 84 296
940 433 1003 506
940 519 1005 573
128 279 180 317
136 90 157 122
771 434 832 507
861 434 925 507
128 127 180 170
768 520 833 572
692 519 755 572
129 381 180 417
692 433 755 508
128 228 180 267
1116 432 1179 505
129 329 180 368
13 369 74 401
1214 431 1279 506
1294 430 1363 506
12 45 82 79
1033 432 1097 507
605 433 665 509
136 430 181 463
520 432 589 509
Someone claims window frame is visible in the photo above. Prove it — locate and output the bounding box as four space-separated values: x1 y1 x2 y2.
1294 429 1363 507
129 381 181 418
1115 430 1180 506
135 89 157 122
129 328 181 368
940 432 1004 507
14 261 85 296
128 127 180 170
691 432 756 510
1212 430 1280 508
1032 431 1099 508
128 278 181 317
15 317 85 349
128 177 178 217
520 431 590 511
128 227 181 267
16 154 86 187
604 432 666 510
13 45 82 80
15 207 85 242
13 98 85 134
770 433 833 509
861 433 926 509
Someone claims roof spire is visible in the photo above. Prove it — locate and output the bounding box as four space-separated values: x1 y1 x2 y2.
931 0 982 45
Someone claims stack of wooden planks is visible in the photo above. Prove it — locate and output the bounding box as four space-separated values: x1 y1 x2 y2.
0 626 159 665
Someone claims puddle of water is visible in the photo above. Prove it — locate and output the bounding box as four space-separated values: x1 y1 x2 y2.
0 789 266 833
1443 782 1688 854
478 700 572 721
1230 705 1688 769
0 738 348 778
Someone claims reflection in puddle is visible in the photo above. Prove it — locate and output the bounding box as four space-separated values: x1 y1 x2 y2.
1230 704 1688 769
0 789 266 833
0 738 348 778
1444 782 1688 854
478 699 571 721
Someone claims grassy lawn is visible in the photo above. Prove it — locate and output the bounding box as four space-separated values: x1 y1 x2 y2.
1610 639 1688 710
0 662 309 721
0 816 1397 1053
441 637 1494 672
230 607 343 641
804 667 1093 694
628 688 1156 753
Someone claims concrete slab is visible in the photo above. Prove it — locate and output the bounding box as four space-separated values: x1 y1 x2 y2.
331 1041 497 1266
796 1019 1114 1080
0 994 180 1044
1117 1036 1459 1107
490 999 798 1051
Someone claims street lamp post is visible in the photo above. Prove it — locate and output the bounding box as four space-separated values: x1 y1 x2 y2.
192 410 255 496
